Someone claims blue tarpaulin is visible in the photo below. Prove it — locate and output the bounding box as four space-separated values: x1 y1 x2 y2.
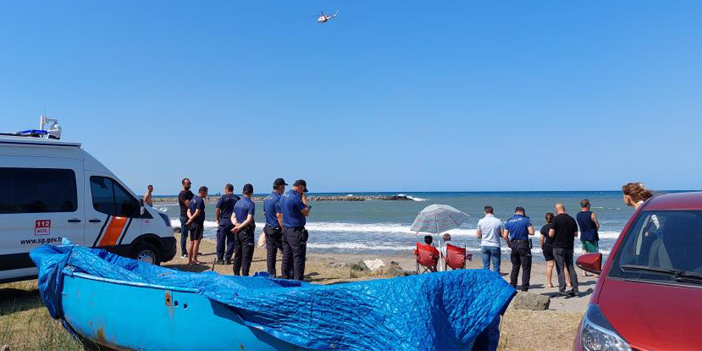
31 243 515 350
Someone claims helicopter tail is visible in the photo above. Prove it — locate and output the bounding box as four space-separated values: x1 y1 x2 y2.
332 10 338 18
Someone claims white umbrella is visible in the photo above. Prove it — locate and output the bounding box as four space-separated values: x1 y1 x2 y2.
410 204 470 271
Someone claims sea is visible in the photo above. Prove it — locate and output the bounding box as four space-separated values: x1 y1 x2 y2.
156 191 635 261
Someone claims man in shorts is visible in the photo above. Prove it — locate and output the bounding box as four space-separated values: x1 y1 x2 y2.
186 186 208 265
576 199 600 276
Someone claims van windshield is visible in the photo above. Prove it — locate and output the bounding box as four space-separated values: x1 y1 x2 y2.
609 210 702 284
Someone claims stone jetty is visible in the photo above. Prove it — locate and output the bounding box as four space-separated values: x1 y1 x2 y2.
151 194 413 205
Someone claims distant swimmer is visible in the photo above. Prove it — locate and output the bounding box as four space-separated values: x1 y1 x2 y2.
144 185 153 207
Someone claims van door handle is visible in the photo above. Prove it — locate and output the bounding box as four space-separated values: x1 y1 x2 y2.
68 219 82 223
89 219 102 223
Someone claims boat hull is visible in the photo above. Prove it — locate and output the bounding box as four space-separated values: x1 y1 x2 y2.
61 272 306 350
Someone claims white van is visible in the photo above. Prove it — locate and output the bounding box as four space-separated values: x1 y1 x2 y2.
0 131 176 283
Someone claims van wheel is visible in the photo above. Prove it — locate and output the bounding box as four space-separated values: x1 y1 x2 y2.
131 242 161 265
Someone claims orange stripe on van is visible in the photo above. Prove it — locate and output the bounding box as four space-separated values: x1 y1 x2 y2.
98 216 127 246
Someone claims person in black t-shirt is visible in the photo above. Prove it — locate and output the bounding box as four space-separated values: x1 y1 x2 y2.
186 186 208 265
178 178 194 257
548 203 580 297
540 212 573 289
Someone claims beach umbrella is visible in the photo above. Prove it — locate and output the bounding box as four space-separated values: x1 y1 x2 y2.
410 204 470 234
410 204 470 271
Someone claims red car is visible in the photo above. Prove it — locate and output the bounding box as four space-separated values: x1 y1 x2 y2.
575 191 702 351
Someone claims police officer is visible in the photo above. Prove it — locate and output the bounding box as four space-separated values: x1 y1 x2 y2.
280 179 311 281
263 178 287 276
502 206 535 292
215 183 240 265
231 183 256 276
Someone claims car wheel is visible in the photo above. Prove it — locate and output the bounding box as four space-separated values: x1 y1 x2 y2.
131 242 161 265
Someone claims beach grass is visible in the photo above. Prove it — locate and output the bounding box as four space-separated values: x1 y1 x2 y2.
0 281 83 350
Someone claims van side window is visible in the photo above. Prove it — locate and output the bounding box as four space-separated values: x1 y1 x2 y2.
90 176 139 218
0 168 78 214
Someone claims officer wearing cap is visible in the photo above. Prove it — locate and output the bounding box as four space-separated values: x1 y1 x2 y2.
231 183 256 276
215 183 240 265
502 206 535 292
280 179 311 281
263 178 287 277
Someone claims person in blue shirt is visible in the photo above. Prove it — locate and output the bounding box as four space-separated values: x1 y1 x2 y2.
280 179 311 281
501 206 535 292
263 178 287 276
231 183 256 276
215 183 240 265
185 186 208 265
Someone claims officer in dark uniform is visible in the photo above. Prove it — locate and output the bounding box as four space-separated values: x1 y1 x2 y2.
502 206 535 292
280 179 311 281
263 178 287 276
215 183 240 265
231 183 256 276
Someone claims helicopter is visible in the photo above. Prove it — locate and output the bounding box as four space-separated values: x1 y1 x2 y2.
315 10 338 23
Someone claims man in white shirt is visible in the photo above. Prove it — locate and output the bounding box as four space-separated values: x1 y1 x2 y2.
475 205 503 274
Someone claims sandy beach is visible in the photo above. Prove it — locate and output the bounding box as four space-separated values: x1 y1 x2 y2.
169 233 595 351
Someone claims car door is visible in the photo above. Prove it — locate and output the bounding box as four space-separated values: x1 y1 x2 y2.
84 174 142 250
0 160 85 280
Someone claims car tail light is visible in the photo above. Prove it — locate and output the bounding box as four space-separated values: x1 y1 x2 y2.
580 304 631 351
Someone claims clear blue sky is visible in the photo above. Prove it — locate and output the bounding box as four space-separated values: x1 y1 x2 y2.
2 1 701 194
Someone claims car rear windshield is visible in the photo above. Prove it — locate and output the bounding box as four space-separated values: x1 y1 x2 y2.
609 210 702 283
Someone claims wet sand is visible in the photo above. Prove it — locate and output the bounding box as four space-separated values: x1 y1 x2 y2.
169 233 594 350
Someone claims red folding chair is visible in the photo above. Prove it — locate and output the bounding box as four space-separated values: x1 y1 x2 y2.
415 242 439 273
443 243 467 270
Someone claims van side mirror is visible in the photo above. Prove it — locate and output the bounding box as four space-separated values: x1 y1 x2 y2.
576 253 602 275
139 199 145 216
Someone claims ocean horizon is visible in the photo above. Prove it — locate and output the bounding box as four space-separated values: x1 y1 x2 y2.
153 190 702 260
